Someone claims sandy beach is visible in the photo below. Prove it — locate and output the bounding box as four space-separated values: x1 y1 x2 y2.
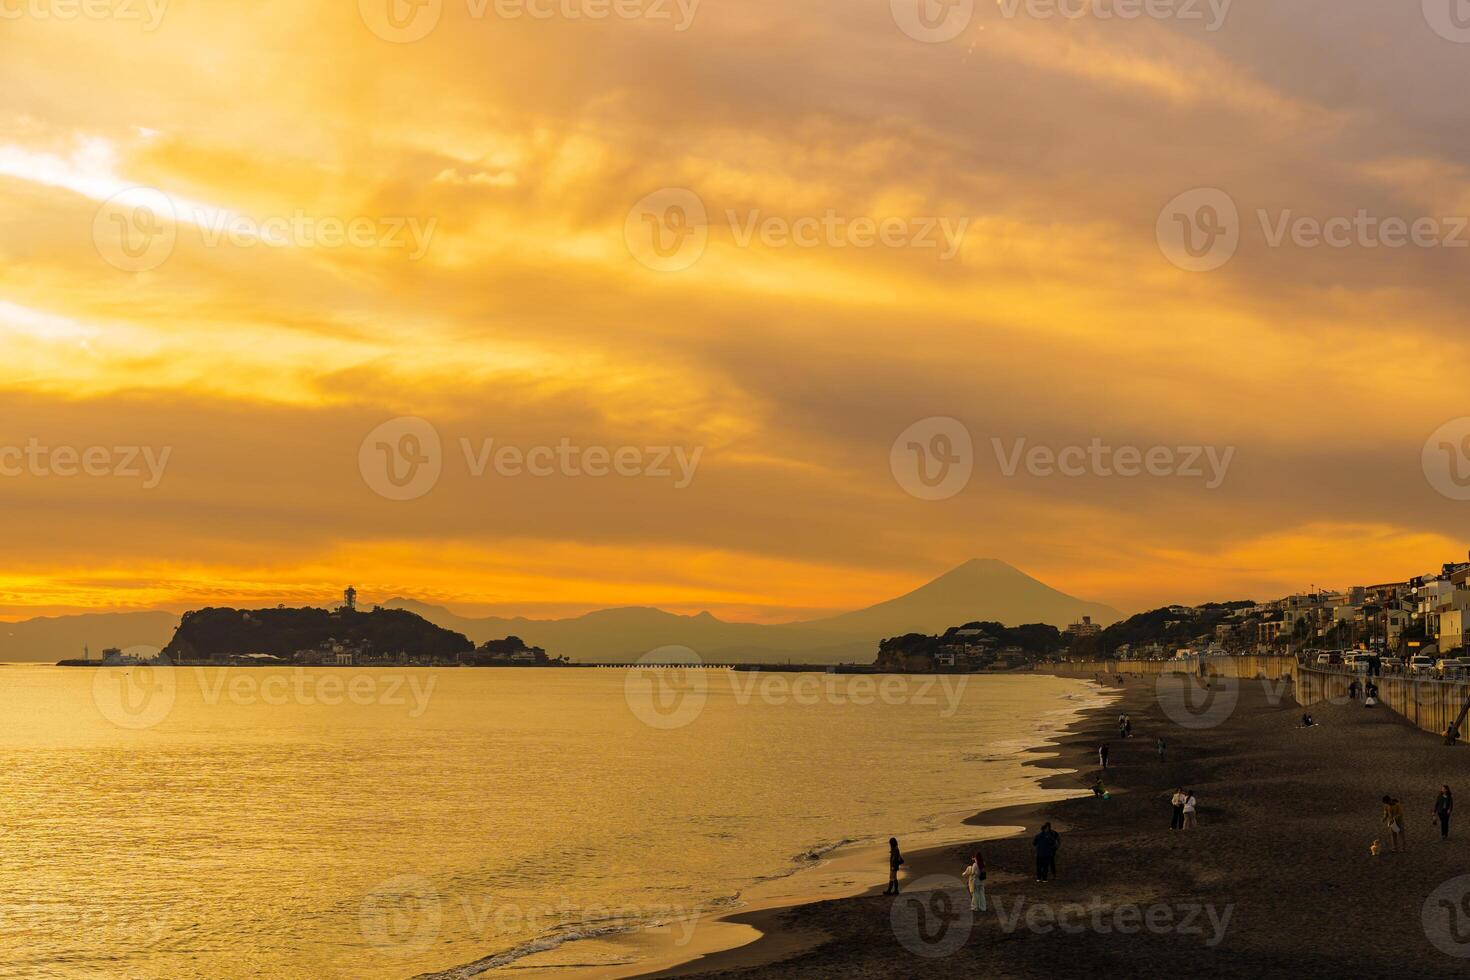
631 674 1470 979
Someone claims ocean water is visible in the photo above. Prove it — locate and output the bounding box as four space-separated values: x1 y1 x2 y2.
0 665 1099 979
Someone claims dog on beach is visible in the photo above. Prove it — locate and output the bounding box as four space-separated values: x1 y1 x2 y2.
1370 839 1381 857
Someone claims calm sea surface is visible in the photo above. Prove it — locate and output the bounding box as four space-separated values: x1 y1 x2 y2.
0 665 1098 978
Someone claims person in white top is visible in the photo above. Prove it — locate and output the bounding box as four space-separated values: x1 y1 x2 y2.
1170 788 1187 830
961 851 987 912
1183 791 1199 829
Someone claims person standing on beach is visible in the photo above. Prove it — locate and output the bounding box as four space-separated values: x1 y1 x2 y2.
1099 743 1109 769
1435 786 1453 841
1381 796 1406 852
1170 787 1186 830
1032 823 1060 881
962 851 987 912
885 837 904 894
1182 790 1199 829
1156 736 1166 762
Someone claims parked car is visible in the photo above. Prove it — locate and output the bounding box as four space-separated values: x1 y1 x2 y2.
1316 652 1340 667
1409 656 1436 674
1435 658 1467 678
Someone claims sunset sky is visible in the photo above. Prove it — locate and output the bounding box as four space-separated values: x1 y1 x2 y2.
5 1 1470 622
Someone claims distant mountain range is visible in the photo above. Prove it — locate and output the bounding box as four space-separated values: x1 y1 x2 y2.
0 611 179 664
1 559 1119 664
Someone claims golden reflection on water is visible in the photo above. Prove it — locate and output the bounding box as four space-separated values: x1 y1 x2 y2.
0 666 1093 978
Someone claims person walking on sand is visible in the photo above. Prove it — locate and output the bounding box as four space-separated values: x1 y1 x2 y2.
1381 796 1406 852
962 850 987 912
1156 736 1166 762
1348 678 1359 701
1170 787 1187 830
1032 822 1061 882
1099 742 1109 770
1435 785 1454 841
1182 790 1199 829
884 838 905 894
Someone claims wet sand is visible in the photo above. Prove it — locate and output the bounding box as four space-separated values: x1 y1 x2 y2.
636 675 1470 978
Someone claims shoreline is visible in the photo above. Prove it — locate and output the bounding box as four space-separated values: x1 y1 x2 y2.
612 672 1470 978
617 678 1123 979
470 675 1118 979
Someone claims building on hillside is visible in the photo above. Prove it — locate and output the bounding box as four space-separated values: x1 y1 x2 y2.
1256 620 1285 646
1068 616 1103 637
990 646 1025 669
1364 581 1408 602
1425 587 1470 644
1439 609 1468 653
1383 608 1410 647
1417 579 1457 618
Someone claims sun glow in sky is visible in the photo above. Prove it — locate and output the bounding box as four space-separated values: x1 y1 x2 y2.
5 1 1470 621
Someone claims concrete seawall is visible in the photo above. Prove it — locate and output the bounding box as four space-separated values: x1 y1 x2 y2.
1060 656 1470 740
1294 668 1470 738
1064 655 1298 680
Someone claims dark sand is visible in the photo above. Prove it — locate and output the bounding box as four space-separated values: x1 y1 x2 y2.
646 675 1470 978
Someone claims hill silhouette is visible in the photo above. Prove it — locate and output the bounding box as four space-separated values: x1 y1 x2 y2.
0 611 176 663
8 560 1118 664
384 559 1118 663
803 558 1120 639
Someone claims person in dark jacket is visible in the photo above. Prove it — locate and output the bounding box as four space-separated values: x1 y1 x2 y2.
1032 822 1061 881
884 837 904 895
1435 785 1454 841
